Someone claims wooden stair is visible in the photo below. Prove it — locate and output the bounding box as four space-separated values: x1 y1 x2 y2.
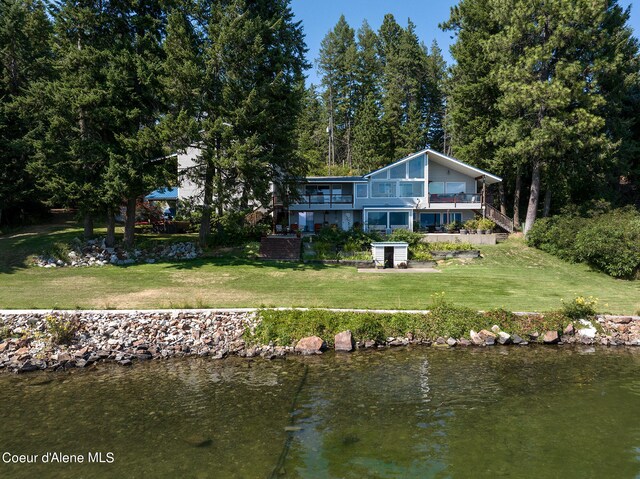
259 236 301 260
475 204 514 233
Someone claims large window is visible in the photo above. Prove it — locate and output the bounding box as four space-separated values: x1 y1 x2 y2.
356 184 368 198
371 181 396 198
371 171 388 180
445 213 463 224
420 213 441 228
408 157 425 178
389 212 409 227
390 163 406 179
446 182 466 194
399 181 424 197
367 212 387 226
428 182 445 194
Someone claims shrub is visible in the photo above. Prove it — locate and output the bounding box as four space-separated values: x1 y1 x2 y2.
427 242 473 251
409 243 434 261
464 218 478 230
561 296 598 320
44 241 71 262
388 228 423 246
573 208 640 279
0 325 12 340
477 218 495 231
527 207 640 278
207 211 271 247
46 314 80 345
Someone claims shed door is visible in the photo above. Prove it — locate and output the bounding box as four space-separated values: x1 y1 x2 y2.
384 247 394 268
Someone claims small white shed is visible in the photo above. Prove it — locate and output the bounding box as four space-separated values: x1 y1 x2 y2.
371 242 409 268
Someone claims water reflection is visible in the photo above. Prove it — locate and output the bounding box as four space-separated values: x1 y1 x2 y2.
0 347 638 478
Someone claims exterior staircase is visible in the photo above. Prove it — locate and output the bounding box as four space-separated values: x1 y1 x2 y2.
259 236 301 260
475 204 514 233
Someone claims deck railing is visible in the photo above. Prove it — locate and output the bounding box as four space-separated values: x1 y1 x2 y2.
274 194 353 207
429 193 481 204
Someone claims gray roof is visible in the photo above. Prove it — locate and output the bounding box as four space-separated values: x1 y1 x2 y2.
304 176 367 183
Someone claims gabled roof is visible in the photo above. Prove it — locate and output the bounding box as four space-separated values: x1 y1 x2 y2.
363 149 502 184
304 176 367 183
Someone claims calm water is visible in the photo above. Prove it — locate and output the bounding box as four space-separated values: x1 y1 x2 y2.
1 346 639 478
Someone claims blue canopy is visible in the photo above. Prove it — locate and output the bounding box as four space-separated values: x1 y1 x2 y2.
145 187 178 201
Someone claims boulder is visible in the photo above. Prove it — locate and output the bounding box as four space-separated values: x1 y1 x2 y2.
563 323 575 336
458 338 471 347
446 337 457 347
295 336 326 355
491 325 501 334
543 330 560 344
497 332 511 345
334 331 354 352
478 329 496 340
469 330 484 346
511 334 524 345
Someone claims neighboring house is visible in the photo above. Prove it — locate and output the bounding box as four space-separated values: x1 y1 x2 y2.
275 149 512 233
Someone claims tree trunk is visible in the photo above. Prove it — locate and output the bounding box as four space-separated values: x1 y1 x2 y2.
499 182 506 215
123 197 136 248
542 188 551 217
105 208 116 247
513 169 522 229
83 213 94 240
523 161 542 236
199 162 214 247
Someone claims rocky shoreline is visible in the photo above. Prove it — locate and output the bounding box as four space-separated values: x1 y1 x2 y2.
1 309 639 374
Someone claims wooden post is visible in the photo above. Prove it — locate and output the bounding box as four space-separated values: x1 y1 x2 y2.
481 177 487 218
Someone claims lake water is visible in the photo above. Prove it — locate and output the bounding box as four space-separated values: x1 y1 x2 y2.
1 346 639 478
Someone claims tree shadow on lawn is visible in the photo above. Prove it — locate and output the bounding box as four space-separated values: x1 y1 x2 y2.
162 256 331 271
0 222 81 274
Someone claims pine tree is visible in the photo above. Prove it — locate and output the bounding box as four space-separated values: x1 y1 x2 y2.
424 40 447 151
163 0 308 246
0 0 51 227
352 92 388 172
318 15 358 170
295 86 328 175
25 0 114 238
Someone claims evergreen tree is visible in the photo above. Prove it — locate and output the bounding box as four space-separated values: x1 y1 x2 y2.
0 0 51 226
163 0 308 246
318 15 358 170
352 92 388 172
295 86 328 175
424 40 447 152
25 0 114 238
444 0 639 232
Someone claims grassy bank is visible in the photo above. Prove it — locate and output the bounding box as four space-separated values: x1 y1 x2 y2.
247 305 574 347
0 223 639 313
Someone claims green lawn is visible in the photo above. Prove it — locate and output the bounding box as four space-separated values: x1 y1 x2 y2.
0 222 638 313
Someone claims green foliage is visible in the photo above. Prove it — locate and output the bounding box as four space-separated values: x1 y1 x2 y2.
477 218 495 231
45 314 79 345
561 296 598 320
207 212 270 248
428 242 474 251
0 325 13 340
388 228 423 246
43 241 71 262
574 209 640 279
313 227 380 258
249 297 578 346
527 207 640 278
409 243 434 261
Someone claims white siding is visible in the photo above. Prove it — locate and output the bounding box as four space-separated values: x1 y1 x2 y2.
428 159 477 194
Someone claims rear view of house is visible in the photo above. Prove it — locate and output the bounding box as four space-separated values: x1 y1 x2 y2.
275 149 512 233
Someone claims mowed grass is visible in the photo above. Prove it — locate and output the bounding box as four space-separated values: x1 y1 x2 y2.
0 223 638 313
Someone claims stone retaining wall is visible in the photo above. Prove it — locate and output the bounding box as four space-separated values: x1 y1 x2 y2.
1 310 639 373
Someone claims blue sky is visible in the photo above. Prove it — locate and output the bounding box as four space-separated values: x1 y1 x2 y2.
290 0 639 86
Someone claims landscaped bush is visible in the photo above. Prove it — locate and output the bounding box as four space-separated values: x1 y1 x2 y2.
527 207 640 278
388 228 423 245
206 211 271 247
428 242 474 251
310 227 381 260
561 296 598 320
409 243 433 261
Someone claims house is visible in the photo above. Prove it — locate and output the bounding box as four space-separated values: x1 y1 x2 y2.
275 149 512 233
